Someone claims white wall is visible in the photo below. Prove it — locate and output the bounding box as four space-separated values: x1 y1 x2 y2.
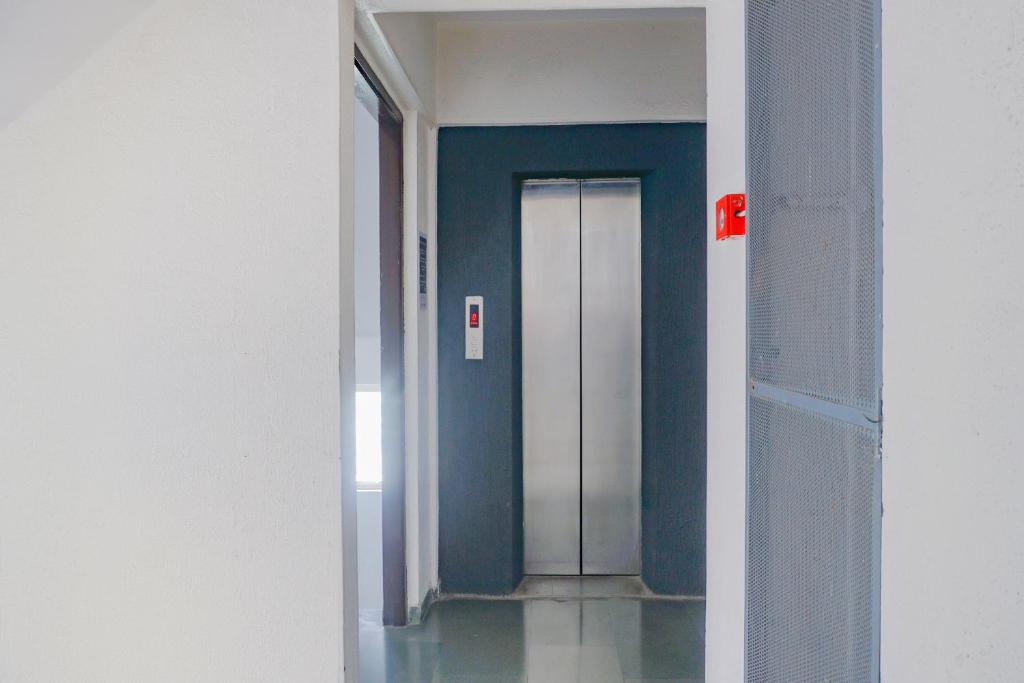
402 111 441 617
435 12 707 125
0 0 354 680
356 490 384 613
376 13 438 117
702 1 747 681
0 0 154 128
355 96 382 387
881 1 1024 680
340 4 361 679
425 122 441 599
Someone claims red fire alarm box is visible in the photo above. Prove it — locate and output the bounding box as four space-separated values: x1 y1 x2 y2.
715 193 746 240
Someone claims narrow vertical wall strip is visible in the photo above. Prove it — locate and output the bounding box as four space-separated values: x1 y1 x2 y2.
340 2 359 679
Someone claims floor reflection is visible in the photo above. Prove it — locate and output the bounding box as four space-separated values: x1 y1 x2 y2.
359 588 704 682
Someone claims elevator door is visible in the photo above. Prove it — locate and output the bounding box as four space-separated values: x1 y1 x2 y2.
522 179 641 576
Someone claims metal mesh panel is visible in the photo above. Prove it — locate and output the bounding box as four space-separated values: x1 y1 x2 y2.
746 0 881 680
747 397 877 683
747 0 880 414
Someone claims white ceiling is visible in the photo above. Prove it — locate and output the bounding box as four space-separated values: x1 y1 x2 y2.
0 0 154 129
357 1 711 118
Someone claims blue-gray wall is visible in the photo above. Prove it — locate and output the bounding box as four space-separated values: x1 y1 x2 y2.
437 124 706 595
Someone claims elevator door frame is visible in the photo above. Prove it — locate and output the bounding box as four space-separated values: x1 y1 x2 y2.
521 178 642 577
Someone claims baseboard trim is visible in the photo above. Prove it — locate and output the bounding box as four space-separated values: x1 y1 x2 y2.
406 586 439 626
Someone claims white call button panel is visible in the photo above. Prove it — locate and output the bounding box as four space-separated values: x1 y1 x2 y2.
465 296 483 360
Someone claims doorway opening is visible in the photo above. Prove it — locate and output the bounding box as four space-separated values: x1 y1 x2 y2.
521 179 642 578
353 7 710 681
353 48 406 634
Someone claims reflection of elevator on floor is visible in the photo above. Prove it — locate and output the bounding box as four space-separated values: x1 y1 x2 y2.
522 179 642 576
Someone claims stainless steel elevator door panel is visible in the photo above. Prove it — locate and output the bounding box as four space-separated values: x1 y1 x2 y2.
522 180 582 575
580 179 642 575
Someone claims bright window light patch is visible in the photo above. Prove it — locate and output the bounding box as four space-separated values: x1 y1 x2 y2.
356 390 382 485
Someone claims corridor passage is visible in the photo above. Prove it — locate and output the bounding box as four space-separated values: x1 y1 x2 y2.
359 579 705 682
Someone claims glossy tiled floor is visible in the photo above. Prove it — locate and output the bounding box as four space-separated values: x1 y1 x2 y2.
359 579 705 682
